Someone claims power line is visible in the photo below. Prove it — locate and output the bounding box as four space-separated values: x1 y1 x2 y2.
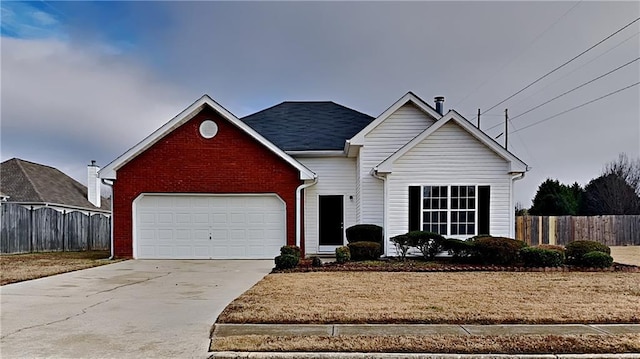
485 56 640 131
453 0 583 108
509 31 640 109
481 17 640 116
511 82 640 134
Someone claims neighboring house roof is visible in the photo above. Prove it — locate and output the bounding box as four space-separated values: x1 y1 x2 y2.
241 101 375 151
349 92 442 147
375 110 528 174
99 94 316 180
0 158 111 211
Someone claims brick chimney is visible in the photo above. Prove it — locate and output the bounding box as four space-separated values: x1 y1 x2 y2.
87 160 101 208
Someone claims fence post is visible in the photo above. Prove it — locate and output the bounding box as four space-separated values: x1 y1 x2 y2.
29 206 34 253
62 210 66 252
87 211 91 251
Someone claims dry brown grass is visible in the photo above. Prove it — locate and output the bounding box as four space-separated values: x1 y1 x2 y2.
217 272 640 324
0 251 120 285
611 246 640 266
211 334 640 353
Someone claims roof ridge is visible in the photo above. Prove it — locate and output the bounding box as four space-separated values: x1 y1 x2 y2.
14 159 46 202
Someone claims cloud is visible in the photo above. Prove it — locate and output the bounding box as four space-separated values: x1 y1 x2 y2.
1 36 192 185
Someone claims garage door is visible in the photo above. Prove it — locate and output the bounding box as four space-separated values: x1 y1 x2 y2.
135 194 286 259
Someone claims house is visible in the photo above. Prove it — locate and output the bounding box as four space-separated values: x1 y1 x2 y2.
0 158 111 214
100 92 527 259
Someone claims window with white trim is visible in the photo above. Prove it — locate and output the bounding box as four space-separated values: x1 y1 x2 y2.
421 185 476 236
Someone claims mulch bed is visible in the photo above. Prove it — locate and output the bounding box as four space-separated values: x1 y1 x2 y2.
278 258 640 273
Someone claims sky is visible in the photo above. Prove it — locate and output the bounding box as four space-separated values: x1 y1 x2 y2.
1 1 639 208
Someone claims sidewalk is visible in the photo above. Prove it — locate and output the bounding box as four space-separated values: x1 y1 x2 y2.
209 323 640 359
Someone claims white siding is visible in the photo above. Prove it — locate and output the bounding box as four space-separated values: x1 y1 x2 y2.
297 156 357 254
385 121 513 255
359 103 436 225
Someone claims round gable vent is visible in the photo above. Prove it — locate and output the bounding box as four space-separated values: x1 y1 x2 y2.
199 120 218 139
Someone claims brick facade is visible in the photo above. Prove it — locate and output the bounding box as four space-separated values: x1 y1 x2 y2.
112 106 303 258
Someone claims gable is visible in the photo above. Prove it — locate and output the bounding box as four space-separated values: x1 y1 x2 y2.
376 111 527 174
100 95 315 180
365 102 436 143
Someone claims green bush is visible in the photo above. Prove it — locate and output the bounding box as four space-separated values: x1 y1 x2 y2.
336 246 351 263
274 254 299 269
280 245 301 258
520 247 564 267
310 256 323 267
581 251 613 268
348 241 382 261
407 231 445 260
345 224 383 245
390 234 411 261
473 236 527 265
442 238 475 260
565 240 610 265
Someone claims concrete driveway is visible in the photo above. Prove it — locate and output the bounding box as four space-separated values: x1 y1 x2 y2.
1 259 273 359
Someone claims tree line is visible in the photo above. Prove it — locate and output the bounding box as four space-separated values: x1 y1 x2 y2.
523 153 640 216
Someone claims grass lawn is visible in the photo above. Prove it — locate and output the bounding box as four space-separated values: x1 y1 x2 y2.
0 250 119 285
217 272 640 324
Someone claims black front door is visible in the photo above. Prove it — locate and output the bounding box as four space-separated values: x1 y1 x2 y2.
319 195 344 246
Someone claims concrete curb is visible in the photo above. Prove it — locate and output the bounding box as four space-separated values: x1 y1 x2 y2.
207 352 640 359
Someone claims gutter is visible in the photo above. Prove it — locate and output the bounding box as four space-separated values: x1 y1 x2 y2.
371 167 388 257
101 178 116 260
295 177 318 249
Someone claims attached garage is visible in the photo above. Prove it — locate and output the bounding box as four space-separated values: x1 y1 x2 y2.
134 194 286 259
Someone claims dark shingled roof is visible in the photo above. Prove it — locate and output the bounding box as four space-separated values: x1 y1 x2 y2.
241 101 375 151
0 158 110 211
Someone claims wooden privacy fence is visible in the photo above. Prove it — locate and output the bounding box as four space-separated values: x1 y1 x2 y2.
516 215 640 246
1 203 111 254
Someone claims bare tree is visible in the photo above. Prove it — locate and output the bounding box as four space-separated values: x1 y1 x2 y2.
603 153 640 196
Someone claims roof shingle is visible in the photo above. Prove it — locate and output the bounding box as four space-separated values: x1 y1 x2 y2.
0 158 110 211
241 101 375 151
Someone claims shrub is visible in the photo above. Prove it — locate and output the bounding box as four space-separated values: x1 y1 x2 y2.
442 238 475 260
335 246 351 263
345 224 383 245
520 247 564 267
581 251 613 268
348 241 382 261
473 236 527 265
280 245 301 258
274 254 299 269
310 256 323 267
565 240 610 265
390 234 411 261
536 244 565 254
407 231 446 260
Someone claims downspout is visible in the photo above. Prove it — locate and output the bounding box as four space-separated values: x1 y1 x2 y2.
371 168 388 257
101 178 115 260
510 170 527 238
296 177 318 249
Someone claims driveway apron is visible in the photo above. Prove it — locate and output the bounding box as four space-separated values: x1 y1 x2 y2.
1 259 273 359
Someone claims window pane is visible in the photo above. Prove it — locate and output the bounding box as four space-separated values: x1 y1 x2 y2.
468 199 475 209
440 212 447 222
467 224 475 234
423 213 430 222
458 224 465 234
468 186 475 197
440 199 447 209
451 212 458 222
451 224 458 235
424 199 431 209
423 186 431 198
459 198 467 209
460 211 466 222
440 224 447 234
469 211 475 222
432 186 439 197
430 198 438 209
441 186 448 197
452 186 458 197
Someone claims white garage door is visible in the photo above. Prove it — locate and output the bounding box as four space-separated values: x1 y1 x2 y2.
135 194 286 259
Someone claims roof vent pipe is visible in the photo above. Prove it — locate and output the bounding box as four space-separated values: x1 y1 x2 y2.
434 96 445 115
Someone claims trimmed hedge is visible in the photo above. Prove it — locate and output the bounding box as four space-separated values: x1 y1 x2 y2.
407 231 446 260
336 246 351 263
280 245 301 258
390 234 411 261
473 237 527 265
348 241 382 261
581 251 614 268
309 256 323 267
274 254 299 269
345 224 383 245
565 240 610 265
442 238 475 260
520 247 564 267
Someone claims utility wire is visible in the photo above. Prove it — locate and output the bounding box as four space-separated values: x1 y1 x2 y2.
485 56 640 131
481 16 640 116
510 82 640 134
453 0 583 108
509 31 640 109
